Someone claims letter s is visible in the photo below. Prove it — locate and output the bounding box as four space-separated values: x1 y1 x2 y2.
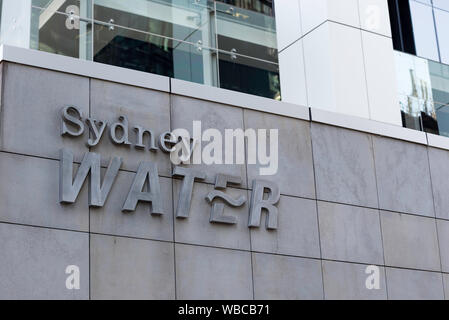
61 106 84 137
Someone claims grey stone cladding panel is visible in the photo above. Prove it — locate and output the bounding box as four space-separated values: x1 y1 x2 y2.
252 253 323 300
436 219 449 273
373 136 434 217
318 201 384 265
90 234 175 300
386 268 444 300
443 274 449 300
428 147 449 220
245 110 315 199
175 244 253 300
0 223 89 299
0 151 89 231
311 123 378 208
0 63 89 162
322 260 387 300
250 196 320 258
381 211 441 271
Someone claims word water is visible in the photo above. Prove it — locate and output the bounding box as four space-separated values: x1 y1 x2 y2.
59 149 281 230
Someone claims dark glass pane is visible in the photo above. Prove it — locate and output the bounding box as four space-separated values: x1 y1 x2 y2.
388 0 416 55
388 0 403 51
401 110 422 131
218 51 280 99
436 104 449 137
421 111 439 134
217 34 277 63
93 23 212 84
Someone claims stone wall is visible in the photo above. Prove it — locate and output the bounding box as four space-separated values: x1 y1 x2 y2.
0 62 448 300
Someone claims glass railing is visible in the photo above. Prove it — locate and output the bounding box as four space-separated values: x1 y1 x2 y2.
0 0 280 100
395 50 449 137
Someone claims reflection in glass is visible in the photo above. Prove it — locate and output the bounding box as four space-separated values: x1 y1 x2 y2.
395 51 449 136
430 60 449 137
395 51 437 133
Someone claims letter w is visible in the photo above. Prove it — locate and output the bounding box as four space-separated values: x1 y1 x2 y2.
59 148 122 207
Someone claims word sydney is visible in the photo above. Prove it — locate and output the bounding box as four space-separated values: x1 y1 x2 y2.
61 105 278 175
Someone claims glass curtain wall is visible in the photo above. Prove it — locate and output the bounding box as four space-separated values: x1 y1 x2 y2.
0 0 280 100
390 0 449 136
390 0 449 65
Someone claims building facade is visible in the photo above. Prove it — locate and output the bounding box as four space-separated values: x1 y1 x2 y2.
1 0 449 300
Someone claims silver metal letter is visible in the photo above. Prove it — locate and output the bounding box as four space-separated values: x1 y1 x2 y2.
134 126 158 151
205 174 246 225
173 166 206 218
59 148 122 207
86 118 107 147
122 162 163 214
110 115 131 146
248 180 280 230
158 131 177 153
61 106 84 137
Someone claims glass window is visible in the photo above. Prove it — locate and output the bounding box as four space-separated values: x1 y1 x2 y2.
409 0 439 61
214 0 278 98
93 21 214 85
391 1 449 65
394 51 437 133
1 0 280 100
434 8 449 65
430 61 449 137
30 3 92 59
389 1 449 136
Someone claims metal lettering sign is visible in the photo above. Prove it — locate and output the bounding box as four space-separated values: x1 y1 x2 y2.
59 106 281 230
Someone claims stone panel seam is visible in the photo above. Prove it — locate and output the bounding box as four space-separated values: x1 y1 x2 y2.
2 220 449 275
169 90 178 300
426 146 446 297
370 133 389 298
308 121 325 299
242 109 255 300
88 77 92 301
